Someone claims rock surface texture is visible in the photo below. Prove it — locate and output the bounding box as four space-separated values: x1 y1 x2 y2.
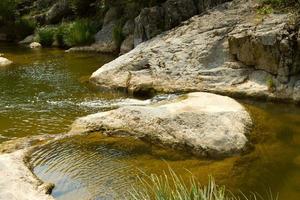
71 92 252 157
90 0 300 103
69 0 229 53
0 57 13 67
0 150 54 200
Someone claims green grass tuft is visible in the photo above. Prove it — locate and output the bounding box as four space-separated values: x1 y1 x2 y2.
128 168 279 200
37 27 55 47
63 19 97 47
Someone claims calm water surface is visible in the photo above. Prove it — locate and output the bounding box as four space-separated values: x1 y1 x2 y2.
1 44 300 200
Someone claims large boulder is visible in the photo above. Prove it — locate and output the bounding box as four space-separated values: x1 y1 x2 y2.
134 6 165 46
228 14 300 83
71 92 252 157
19 34 35 44
122 19 135 37
120 34 134 55
89 0 300 103
0 57 13 67
0 151 54 200
45 0 72 24
163 0 197 30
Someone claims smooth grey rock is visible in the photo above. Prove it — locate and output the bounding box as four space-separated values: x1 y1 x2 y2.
71 92 252 157
19 35 35 44
134 6 165 46
120 34 134 55
45 0 71 24
122 19 135 37
163 0 197 30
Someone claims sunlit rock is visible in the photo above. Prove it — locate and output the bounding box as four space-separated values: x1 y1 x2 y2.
71 92 252 158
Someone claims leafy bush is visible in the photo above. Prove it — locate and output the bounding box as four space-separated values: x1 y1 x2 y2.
63 19 97 47
37 27 56 47
129 168 279 200
55 23 68 47
0 0 17 24
257 5 274 14
112 22 125 48
14 16 36 39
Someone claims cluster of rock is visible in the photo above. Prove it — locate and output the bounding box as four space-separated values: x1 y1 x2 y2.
89 0 300 102
68 0 230 54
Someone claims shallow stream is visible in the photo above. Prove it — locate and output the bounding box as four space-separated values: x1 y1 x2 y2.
1 44 300 200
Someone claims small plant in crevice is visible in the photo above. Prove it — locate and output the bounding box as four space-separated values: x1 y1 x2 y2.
266 76 276 92
257 5 274 15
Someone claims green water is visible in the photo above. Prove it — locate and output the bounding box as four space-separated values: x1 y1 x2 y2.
1 44 300 200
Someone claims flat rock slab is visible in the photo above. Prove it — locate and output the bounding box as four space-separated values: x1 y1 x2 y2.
0 150 54 200
71 92 252 157
0 57 12 67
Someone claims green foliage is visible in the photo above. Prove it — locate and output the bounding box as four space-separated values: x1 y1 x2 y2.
129 168 279 200
14 16 36 39
112 22 125 48
55 23 68 47
257 5 274 14
0 0 17 24
63 19 97 47
267 76 275 92
37 27 55 47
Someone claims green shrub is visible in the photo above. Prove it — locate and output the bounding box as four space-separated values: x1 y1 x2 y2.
63 19 97 47
257 5 274 14
0 0 17 24
14 16 36 39
55 23 68 47
37 27 56 47
129 168 279 200
267 76 275 92
112 22 125 48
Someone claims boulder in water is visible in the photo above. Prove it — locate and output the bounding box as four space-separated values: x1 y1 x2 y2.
0 57 13 67
71 92 252 158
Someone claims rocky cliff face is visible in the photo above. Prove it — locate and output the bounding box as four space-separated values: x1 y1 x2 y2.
69 0 230 53
229 14 300 83
89 0 300 103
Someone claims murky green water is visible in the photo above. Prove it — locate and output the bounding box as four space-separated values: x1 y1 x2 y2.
1 44 300 200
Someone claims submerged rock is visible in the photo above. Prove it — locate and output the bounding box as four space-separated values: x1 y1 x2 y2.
71 92 252 157
0 150 54 200
0 57 13 67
